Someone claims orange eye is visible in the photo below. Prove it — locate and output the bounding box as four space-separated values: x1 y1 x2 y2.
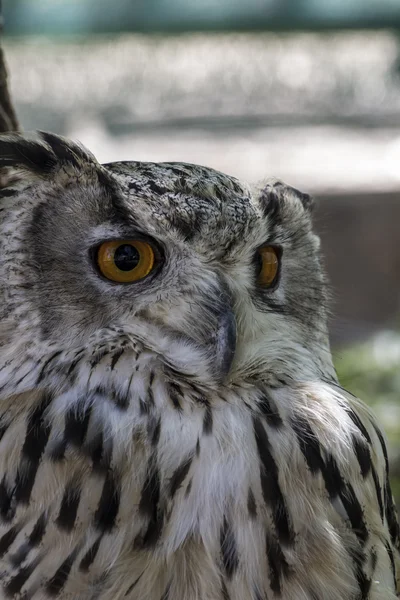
97 240 155 283
256 246 280 287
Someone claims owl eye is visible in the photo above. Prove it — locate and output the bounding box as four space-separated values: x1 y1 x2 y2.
96 240 155 283
255 246 280 287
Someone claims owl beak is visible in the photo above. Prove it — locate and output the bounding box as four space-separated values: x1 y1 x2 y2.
213 309 237 380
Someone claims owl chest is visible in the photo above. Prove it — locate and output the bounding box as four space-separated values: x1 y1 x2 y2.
0 385 267 599
0 384 393 600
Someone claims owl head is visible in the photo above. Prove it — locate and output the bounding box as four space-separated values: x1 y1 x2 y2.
0 132 335 396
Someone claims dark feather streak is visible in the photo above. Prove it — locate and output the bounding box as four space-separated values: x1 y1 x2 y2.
220 517 239 578
93 473 120 532
253 417 293 544
170 456 193 498
45 547 79 596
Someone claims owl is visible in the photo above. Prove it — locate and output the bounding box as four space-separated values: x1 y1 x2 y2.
0 131 397 600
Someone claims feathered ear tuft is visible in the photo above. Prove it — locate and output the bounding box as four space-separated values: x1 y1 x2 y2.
0 131 97 176
38 131 97 167
258 179 314 219
0 133 58 174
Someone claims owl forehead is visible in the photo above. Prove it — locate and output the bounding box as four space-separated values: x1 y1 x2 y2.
105 161 260 241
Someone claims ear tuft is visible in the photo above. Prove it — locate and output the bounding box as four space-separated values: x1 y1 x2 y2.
0 131 97 177
292 186 314 212
0 133 58 174
38 131 97 167
258 179 314 218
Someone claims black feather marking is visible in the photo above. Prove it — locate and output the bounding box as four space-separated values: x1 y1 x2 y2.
352 435 372 478
124 571 145 596
169 383 183 411
64 404 91 447
112 388 130 410
15 392 53 505
110 348 124 370
203 404 213 435
56 483 81 531
93 472 120 532
320 454 345 499
253 417 294 544
385 540 397 590
247 488 257 519
355 567 371 599
384 481 400 548
90 348 109 369
36 351 63 384
220 517 239 578
136 458 163 548
265 533 290 595
292 417 324 474
147 371 155 407
79 537 102 572
170 456 193 498
370 464 384 521
139 460 160 519
348 546 370 600
48 439 67 462
346 409 372 445
85 431 105 472
140 511 164 548
370 422 400 546
185 479 192 497
147 180 169 196
258 392 283 428
0 525 21 558
45 546 79 596
66 356 83 379
315 450 369 544
0 476 14 521
93 435 113 474
370 547 377 573
4 558 40 597
371 421 389 472
340 483 368 545
10 512 46 566
149 417 161 447
0 422 9 444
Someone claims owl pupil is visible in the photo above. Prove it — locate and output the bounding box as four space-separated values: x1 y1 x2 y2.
114 244 140 271
254 251 263 276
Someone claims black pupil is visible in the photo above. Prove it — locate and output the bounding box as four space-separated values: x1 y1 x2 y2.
114 244 140 271
254 251 263 276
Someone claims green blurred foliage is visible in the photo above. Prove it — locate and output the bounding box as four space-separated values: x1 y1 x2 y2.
335 330 400 508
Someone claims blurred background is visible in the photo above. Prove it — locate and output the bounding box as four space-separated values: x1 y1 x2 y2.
3 0 400 504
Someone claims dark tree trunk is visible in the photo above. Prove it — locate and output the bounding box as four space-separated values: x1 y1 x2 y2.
0 3 19 132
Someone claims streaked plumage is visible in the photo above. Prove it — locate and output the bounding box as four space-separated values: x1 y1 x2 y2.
0 131 398 599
